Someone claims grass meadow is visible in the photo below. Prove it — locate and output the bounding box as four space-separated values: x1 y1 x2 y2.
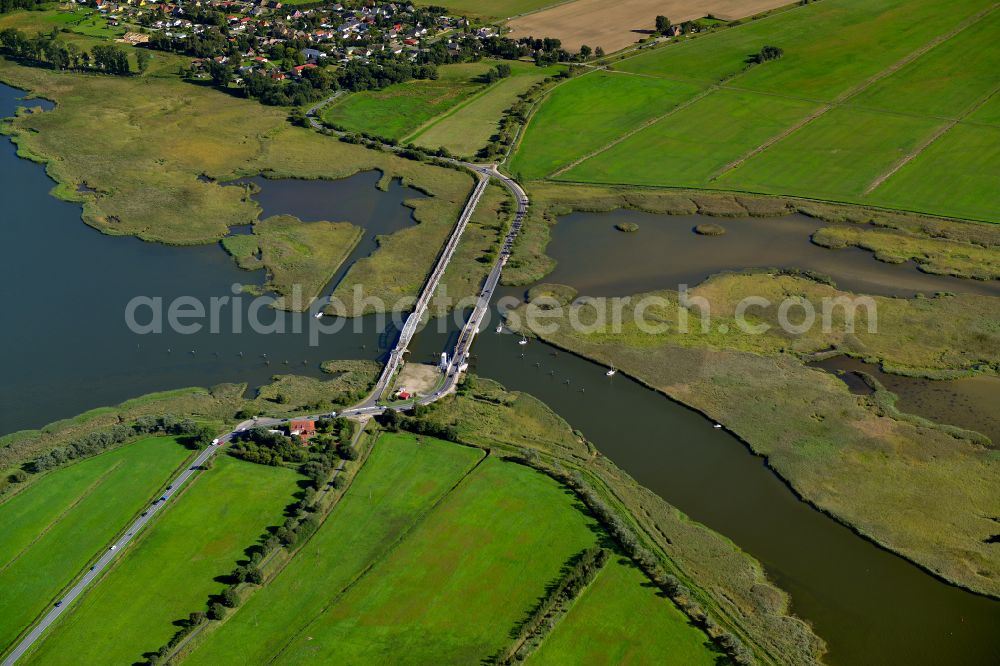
184 432 485 664
508 72 704 180
564 88 818 186
411 62 562 157
512 0 1000 222
529 556 720 665
321 62 497 141
274 455 600 664
0 437 189 653
23 455 299 666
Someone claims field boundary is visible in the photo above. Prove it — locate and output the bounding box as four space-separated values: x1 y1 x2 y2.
710 1 1000 180
864 80 1000 194
549 84 716 178
0 461 124 577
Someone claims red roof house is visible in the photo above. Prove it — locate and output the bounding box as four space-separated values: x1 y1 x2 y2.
290 419 317 442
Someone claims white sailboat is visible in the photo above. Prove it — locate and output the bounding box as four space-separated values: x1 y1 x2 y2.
606 365 616 377
495 323 503 333
518 335 528 346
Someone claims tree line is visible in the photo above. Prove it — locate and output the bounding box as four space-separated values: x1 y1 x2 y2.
0 27 135 74
0 0 43 14
21 415 214 477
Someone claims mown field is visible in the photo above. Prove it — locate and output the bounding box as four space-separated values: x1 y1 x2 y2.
23 455 299 665
0 437 190 653
274 455 598 663
321 62 499 142
411 62 562 158
511 0 1000 222
529 557 718 665
183 431 721 664
183 432 485 664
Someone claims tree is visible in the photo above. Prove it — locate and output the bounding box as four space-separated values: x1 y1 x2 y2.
207 602 226 621
579 44 592 59
288 108 309 127
495 62 511 78
595 46 605 57
655 15 672 35
221 587 239 608
188 611 207 626
136 49 150 73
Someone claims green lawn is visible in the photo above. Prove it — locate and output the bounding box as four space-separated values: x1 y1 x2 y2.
508 71 704 180
411 62 562 157
184 432 484 664
529 557 720 665
563 88 818 186
0 437 190 653
23 455 298 665
322 62 499 141
275 455 600 664
718 107 945 199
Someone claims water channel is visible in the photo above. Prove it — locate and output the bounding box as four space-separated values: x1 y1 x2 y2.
2 82 999 665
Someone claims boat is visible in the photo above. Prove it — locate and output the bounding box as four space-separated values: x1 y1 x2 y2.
606 366 617 377
713 423 722 429
495 324 503 333
518 335 528 346
314 311 324 319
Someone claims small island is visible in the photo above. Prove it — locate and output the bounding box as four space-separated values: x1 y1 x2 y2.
694 223 726 236
615 222 639 233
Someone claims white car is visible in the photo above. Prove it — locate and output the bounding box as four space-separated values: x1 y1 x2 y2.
110 545 117 551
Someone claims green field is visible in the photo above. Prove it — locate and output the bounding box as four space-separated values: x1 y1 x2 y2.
530 557 719 665
0 437 190 653
511 0 1000 222
184 432 485 664
411 62 562 157
508 72 704 180
564 89 818 186
24 455 298 665
322 62 499 141
275 455 599 663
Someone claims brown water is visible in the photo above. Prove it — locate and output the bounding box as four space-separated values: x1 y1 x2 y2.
813 356 1000 446
544 210 1000 298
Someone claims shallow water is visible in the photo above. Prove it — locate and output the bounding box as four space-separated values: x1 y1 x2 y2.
813 356 1000 446
230 172 426 296
544 210 1000 298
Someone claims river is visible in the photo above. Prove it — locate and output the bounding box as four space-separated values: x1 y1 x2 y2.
2 82 999 665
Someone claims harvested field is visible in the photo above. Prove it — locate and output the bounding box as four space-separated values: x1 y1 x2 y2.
506 0 791 53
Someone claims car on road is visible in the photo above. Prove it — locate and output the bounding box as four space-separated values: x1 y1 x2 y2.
54 601 62 607
160 495 167 501
110 545 117 551
166 484 173 490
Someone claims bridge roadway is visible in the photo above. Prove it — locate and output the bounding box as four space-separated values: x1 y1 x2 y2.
357 171 490 409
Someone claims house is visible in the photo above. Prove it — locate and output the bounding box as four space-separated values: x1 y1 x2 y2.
396 390 412 400
289 419 317 442
118 31 151 45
